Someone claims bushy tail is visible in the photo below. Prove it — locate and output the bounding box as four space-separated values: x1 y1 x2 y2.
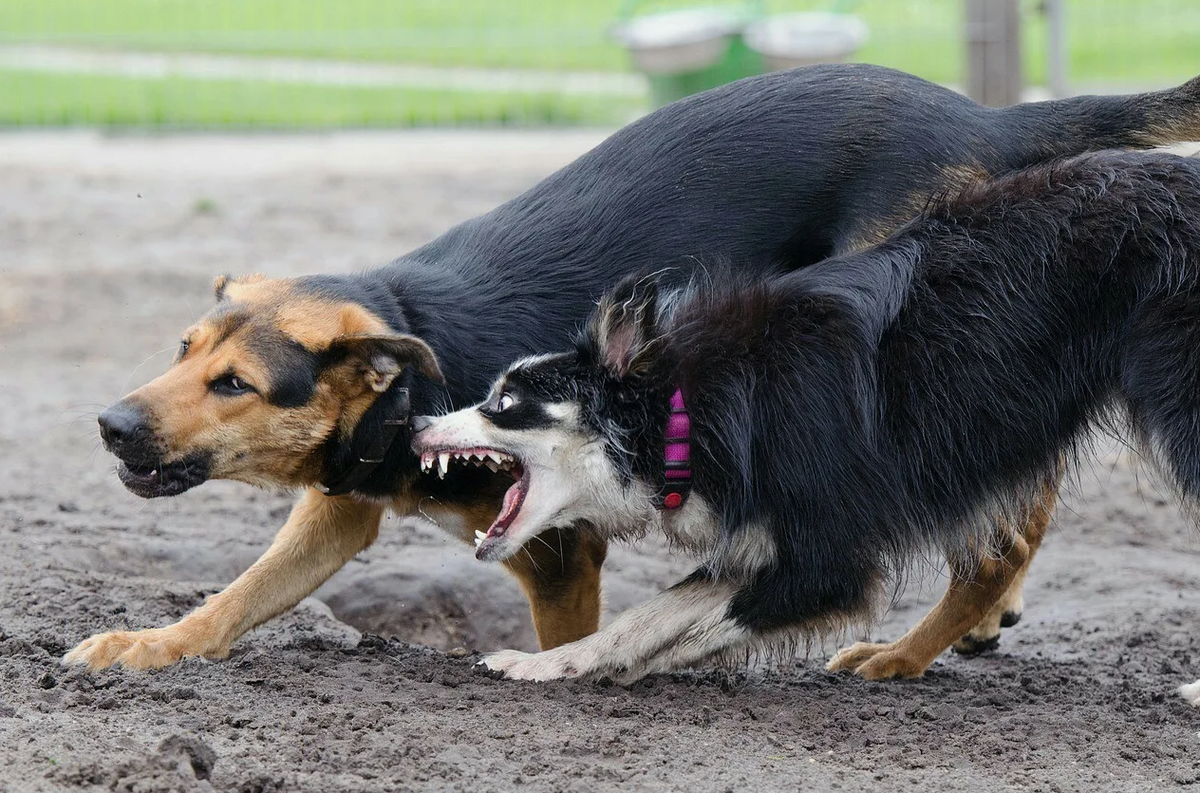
1123 74 1200 147
1003 74 1200 161
1121 295 1200 506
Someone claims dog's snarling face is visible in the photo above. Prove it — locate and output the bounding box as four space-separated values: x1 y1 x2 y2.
98 274 442 498
414 277 671 561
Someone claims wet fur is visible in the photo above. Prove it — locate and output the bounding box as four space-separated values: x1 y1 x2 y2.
455 152 1200 683
68 63 1200 669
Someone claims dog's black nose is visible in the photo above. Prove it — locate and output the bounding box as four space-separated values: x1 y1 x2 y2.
98 402 149 451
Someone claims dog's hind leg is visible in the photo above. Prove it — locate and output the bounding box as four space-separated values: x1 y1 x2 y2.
63 489 383 671
827 516 1041 680
503 526 608 650
954 482 1056 655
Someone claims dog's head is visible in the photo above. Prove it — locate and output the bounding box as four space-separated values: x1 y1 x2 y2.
413 275 673 560
98 274 443 498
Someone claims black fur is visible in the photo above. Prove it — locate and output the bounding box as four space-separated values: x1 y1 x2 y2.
516 151 1200 636
312 64 1200 495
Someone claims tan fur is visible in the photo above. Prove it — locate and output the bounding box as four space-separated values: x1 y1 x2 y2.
413 486 607 649
65 274 604 670
827 483 1055 679
953 486 1054 653
505 527 607 648
844 163 994 251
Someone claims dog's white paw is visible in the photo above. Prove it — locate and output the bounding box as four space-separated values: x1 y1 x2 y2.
1178 679 1200 706
480 648 581 681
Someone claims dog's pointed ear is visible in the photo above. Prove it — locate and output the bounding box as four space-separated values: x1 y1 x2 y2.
331 334 445 392
214 273 267 302
213 274 231 301
590 275 660 379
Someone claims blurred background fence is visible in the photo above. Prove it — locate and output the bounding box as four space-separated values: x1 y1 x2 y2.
0 0 1196 129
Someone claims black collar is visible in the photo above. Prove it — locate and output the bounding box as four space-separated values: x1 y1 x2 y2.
317 387 411 497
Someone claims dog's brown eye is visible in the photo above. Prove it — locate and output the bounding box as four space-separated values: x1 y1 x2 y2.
211 374 254 396
178 339 190 358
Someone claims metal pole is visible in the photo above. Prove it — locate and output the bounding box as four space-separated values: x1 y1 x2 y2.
965 0 1023 106
1045 0 1069 98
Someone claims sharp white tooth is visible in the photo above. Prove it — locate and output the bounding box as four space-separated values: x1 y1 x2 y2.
475 530 487 541
474 536 483 547
438 452 449 478
486 451 502 465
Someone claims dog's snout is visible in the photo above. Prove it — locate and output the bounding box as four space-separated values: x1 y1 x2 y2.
98 402 151 452
410 415 433 433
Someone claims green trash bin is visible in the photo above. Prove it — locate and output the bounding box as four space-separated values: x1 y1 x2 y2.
610 2 765 107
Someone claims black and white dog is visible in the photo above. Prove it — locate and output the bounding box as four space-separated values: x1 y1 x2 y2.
414 151 1200 686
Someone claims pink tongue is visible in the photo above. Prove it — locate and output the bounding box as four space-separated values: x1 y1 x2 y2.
489 481 522 536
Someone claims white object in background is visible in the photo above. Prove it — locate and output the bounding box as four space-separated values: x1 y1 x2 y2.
611 8 743 75
744 13 868 71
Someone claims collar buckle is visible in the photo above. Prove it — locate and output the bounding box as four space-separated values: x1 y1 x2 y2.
317 388 410 497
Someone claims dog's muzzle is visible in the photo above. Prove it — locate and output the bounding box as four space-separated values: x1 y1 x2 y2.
98 401 210 498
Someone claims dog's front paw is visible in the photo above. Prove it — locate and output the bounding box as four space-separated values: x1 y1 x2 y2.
63 625 228 671
827 641 930 680
480 648 581 681
1179 680 1200 706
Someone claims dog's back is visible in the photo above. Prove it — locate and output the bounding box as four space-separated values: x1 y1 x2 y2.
394 66 1200 400
479 65 1200 267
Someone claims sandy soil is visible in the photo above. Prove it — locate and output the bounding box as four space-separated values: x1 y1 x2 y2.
1 131 1198 793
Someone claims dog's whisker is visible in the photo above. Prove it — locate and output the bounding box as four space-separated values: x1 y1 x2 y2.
520 546 544 577
118 346 175 396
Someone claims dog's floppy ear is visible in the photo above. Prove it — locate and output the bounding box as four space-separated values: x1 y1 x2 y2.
331 334 445 392
590 274 660 379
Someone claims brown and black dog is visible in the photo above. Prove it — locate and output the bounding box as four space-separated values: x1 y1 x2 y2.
65 64 1200 673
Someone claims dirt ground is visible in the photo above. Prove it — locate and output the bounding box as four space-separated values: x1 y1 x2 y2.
1 130 1199 793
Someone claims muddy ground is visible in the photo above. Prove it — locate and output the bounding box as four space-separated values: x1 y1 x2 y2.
0 131 1198 792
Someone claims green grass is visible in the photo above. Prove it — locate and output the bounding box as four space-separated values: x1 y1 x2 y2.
0 0 965 75
0 0 1197 128
0 68 641 128
3 0 1197 81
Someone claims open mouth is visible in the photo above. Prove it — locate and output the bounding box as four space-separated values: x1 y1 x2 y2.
115 456 210 498
417 447 529 556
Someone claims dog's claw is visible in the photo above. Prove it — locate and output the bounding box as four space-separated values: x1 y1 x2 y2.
952 632 1001 656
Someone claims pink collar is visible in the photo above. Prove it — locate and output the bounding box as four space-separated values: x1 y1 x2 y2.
659 388 692 510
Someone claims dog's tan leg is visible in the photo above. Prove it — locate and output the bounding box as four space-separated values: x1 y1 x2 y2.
827 528 1034 680
953 484 1055 654
504 527 608 650
419 494 609 651
64 489 383 671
